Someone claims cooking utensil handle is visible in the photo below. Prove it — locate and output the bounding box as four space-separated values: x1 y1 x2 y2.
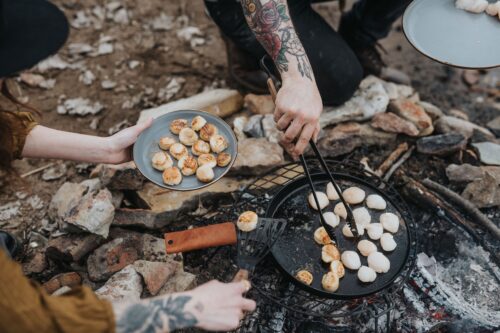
164 222 237 253
267 78 278 101
232 268 249 282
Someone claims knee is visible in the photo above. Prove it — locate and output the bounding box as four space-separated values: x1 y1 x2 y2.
316 56 363 106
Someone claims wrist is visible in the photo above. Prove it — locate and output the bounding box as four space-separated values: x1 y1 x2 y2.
99 137 118 164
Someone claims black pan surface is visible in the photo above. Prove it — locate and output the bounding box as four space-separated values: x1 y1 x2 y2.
266 173 410 299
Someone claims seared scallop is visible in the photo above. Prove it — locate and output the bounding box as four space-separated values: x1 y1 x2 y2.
321 244 341 263
209 134 228 153
342 223 365 237
341 251 361 270
197 153 217 168
296 270 313 285
158 136 176 150
170 119 188 134
237 211 258 232
326 182 340 200
169 143 188 160
322 272 340 292
366 223 383 240
191 115 207 131
178 155 198 176
353 207 371 226
308 192 329 211
217 152 232 167
162 166 182 185
342 187 366 205
313 227 332 245
323 212 339 228
367 252 390 273
151 152 173 171
380 233 397 252
330 260 345 278
366 194 387 210
196 164 215 183
380 212 399 233
357 239 377 257
192 140 211 156
358 266 377 283
179 128 198 146
334 202 347 219
199 123 218 141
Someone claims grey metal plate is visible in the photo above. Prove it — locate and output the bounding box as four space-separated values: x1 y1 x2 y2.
403 0 500 69
133 110 238 191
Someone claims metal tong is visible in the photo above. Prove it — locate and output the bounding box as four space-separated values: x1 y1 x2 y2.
261 56 359 242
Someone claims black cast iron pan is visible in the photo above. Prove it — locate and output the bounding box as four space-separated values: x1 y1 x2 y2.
265 172 411 299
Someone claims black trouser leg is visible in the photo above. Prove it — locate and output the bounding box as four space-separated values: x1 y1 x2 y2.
0 231 18 258
340 0 412 48
204 0 362 106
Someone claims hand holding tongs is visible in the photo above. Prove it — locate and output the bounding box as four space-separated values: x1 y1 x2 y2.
260 56 359 243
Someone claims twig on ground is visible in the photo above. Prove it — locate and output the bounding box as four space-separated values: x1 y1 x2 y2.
376 142 409 177
398 173 500 267
422 178 500 240
383 145 414 182
20 163 54 178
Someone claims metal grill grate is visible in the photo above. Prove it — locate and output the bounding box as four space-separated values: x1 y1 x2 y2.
190 158 417 332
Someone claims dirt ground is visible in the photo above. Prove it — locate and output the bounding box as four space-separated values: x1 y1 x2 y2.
1 0 498 250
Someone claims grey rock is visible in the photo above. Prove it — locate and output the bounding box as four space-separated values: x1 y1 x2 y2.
448 109 469 121
318 122 396 157
472 142 500 166
320 76 389 127
446 164 500 183
57 98 103 116
47 233 105 263
232 116 248 141
371 112 420 136
133 260 181 296
42 163 67 181
231 138 284 175
158 270 197 295
262 114 280 143
89 161 144 191
380 67 411 85
95 265 143 302
49 182 88 222
435 116 495 140
87 238 140 281
389 99 433 136
417 101 444 120
486 116 500 137
243 115 264 138
64 189 115 238
416 133 467 156
462 172 500 208
135 178 250 225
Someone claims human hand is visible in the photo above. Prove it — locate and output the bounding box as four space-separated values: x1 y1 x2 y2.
185 280 256 331
274 77 322 159
105 118 153 164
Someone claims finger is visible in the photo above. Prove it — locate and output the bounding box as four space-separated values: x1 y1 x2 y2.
294 123 316 155
283 118 304 143
228 281 250 294
240 298 257 312
136 117 153 133
274 106 284 123
279 135 298 160
276 113 293 131
312 123 321 142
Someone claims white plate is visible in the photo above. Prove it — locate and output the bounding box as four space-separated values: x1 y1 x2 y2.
403 0 500 68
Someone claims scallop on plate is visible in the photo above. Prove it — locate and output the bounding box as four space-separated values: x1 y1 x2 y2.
133 110 238 191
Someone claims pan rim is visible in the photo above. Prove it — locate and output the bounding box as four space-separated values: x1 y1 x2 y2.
265 172 412 300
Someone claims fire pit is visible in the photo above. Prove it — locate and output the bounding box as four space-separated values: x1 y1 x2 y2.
184 159 417 332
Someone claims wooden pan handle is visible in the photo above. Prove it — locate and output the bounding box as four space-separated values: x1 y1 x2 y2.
232 268 249 282
267 78 278 102
164 222 237 253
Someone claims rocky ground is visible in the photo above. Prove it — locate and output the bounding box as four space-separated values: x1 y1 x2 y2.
0 0 499 332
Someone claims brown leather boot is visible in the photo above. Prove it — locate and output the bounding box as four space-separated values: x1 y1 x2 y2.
222 34 269 94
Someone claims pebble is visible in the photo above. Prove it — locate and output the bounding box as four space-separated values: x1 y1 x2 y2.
416 133 467 156
472 142 500 166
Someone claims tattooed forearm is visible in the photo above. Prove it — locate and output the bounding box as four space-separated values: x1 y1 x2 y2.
113 295 199 333
241 0 313 80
